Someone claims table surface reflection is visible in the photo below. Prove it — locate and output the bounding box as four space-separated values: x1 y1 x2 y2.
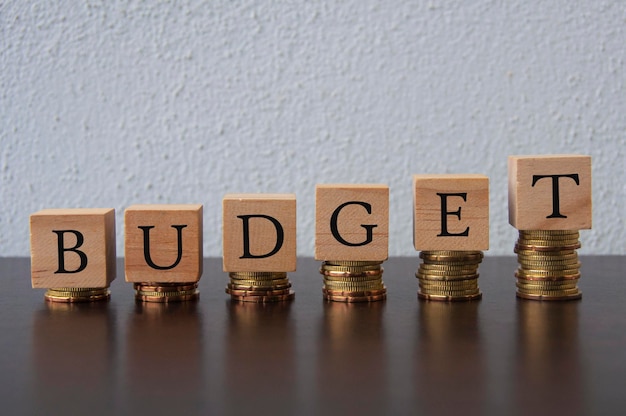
0 256 624 415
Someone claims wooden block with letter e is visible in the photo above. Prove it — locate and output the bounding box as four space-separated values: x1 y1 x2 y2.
315 184 389 261
222 194 297 272
508 155 592 230
124 204 203 283
30 208 116 288
413 174 489 251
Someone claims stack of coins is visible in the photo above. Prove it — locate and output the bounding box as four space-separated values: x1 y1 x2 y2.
416 251 483 301
515 230 582 301
44 287 110 303
134 282 199 302
226 272 295 302
320 261 386 302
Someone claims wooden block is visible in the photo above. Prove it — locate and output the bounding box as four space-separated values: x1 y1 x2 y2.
315 184 389 261
223 194 297 272
125 204 203 283
413 174 489 251
30 208 116 288
508 155 592 230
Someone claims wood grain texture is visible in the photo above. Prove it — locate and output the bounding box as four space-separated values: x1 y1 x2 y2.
30 208 116 288
222 194 296 272
413 174 489 251
315 184 389 261
508 155 592 230
124 204 203 283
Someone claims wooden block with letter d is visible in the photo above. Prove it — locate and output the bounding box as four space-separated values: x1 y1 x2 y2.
413 174 489 251
222 194 297 272
315 184 389 261
124 204 203 283
30 208 116 289
508 155 592 230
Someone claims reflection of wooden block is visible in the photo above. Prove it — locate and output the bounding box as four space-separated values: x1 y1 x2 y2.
223 194 296 272
30 208 116 288
125 204 203 283
315 184 389 261
413 174 489 251
508 155 592 230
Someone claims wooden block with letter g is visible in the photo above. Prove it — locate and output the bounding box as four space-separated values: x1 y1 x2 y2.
222 194 297 272
508 155 592 230
124 204 203 283
413 174 489 251
315 184 389 261
30 208 116 288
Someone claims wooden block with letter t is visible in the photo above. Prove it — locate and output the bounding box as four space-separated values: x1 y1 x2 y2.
413 174 489 251
508 155 592 230
124 204 203 283
315 184 389 261
30 208 116 288
222 194 297 272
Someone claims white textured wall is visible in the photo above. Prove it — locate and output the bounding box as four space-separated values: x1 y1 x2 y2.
1 1 624 257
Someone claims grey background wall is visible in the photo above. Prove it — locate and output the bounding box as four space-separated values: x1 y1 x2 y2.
1 1 624 257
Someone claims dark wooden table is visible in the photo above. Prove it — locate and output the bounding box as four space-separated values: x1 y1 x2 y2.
0 256 623 415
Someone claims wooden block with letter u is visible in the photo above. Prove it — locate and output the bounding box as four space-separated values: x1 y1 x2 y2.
30 208 116 302
124 204 203 283
413 174 489 251
222 194 297 272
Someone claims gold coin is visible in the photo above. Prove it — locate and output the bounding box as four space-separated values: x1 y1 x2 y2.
517 257 579 267
517 261 581 271
519 230 579 236
229 290 295 303
321 264 382 273
516 287 581 296
322 288 387 297
321 269 383 278
323 293 386 303
514 271 580 281
226 287 293 296
516 282 578 291
519 233 580 241
136 288 199 297
228 282 292 291
228 278 291 287
417 268 478 277
418 292 482 302
136 292 199 303
45 289 110 303
323 260 383 266
516 291 582 301
514 249 577 257
322 273 382 282
134 283 198 292
517 238 581 247
416 272 479 281
46 288 110 297
323 281 385 291
515 242 581 252
420 251 483 262
229 272 287 279
419 263 481 271
419 287 481 296
516 268 580 277
419 280 479 290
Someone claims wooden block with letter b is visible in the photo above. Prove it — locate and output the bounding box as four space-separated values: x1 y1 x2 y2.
315 184 389 261
508 155 592 230
222 194 297 272
124 204 203 283
30 208 116 288
413 174 489 251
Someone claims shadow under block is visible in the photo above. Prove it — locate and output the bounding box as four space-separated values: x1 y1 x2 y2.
413 174 489 251
30 208 116 289
315 184 389 261
222 194 297 272
124 204 203 283
508 155 592 230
